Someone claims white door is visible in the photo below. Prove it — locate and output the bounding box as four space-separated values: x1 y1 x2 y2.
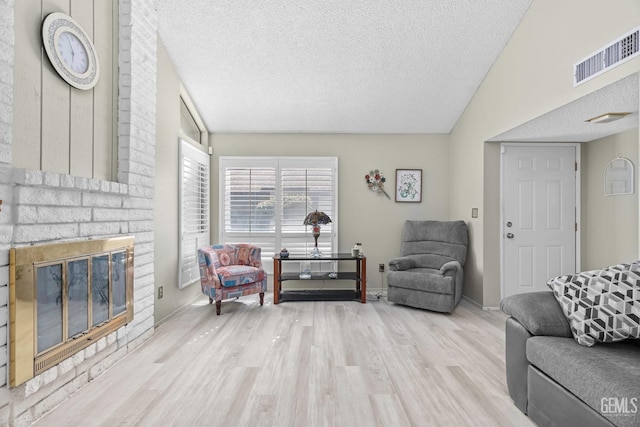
502 144 578 298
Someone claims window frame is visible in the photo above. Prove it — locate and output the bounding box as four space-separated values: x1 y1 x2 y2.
219 156 339 273
179 138 211 288
179 85 207 145
177 86 209 288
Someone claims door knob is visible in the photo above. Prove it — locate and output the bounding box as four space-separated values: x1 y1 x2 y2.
506 233 514 239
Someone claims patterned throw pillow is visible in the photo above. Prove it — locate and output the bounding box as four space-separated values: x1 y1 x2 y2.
546 262 640 347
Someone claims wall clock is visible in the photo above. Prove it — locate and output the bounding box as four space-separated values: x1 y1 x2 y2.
42 12 100 90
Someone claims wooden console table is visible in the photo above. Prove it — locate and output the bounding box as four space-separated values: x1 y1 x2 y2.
273 253 366 304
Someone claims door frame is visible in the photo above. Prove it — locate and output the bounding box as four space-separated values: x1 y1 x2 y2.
499 142 582 299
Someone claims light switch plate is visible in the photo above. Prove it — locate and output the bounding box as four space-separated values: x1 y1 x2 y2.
471 208 478 218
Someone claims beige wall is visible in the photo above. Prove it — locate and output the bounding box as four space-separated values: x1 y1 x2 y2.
154 40 202 323
13 0 117 180
450 0 640 306
582 128 639 270
154 0 640 312
210 133 450 291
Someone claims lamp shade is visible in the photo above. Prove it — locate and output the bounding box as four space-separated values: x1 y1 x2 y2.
303 210 332 226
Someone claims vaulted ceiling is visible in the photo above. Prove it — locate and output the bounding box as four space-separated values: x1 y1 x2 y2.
156 0 533 133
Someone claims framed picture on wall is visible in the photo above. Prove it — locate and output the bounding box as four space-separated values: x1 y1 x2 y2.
395 169 422 202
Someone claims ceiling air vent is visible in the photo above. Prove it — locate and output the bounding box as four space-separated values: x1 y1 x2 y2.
574 26 639 86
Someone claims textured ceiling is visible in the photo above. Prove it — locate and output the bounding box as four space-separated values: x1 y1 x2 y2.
156 0 532 133
489 73 639 143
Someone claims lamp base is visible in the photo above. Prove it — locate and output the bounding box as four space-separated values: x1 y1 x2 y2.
309 246 322 258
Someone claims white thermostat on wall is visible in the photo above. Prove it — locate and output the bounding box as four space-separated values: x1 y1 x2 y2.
42 12 100 90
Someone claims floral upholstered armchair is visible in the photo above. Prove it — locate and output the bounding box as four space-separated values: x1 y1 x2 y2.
197 243 267 315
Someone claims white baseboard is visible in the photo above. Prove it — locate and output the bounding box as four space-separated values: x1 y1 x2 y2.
461 295 500 311
154 294 203 328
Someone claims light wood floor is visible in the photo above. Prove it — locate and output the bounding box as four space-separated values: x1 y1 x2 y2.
34 294 534 427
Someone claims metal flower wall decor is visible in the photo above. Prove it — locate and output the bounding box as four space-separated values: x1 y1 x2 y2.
365 169 390 199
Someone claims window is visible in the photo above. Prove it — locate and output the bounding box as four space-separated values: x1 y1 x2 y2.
178 88 208 288
179 139 210 288
180 97 203 144
220 157 338 272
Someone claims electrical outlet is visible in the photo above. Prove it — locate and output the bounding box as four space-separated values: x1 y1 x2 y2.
379 263 385 273
158 286 163 299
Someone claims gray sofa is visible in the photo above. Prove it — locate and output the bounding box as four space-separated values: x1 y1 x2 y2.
387 220 468 313
501 291 640 427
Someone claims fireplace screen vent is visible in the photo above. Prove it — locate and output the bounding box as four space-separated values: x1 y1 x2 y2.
10 237 134 387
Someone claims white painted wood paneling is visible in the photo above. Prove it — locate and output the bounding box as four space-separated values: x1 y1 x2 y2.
69 0 95 178
13 0 117 180
42 0 72 175
13 0 43 171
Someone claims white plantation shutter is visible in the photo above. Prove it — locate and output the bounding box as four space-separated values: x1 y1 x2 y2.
179 139 210 288
280 162 334 256
222 164 278 260
224 167 277 233
220 157 338 273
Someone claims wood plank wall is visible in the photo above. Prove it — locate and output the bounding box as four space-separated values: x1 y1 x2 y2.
13 0 117 181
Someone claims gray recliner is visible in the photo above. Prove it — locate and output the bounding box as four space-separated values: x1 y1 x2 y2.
387 220 468 313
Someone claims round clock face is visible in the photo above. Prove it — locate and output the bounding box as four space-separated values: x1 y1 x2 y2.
42 12 100 90
57 31 89 74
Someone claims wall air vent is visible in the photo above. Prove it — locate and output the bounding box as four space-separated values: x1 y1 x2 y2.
574 26 639 86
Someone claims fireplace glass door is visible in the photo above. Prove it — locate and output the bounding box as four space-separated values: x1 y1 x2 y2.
10 236 134 387
92 254 109 326
36 264 63 354
35 250 130 356
68 259 89 338
112 251 126 316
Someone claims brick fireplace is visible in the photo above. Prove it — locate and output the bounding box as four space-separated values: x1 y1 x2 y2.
10 237 135 387
0 0 158 425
